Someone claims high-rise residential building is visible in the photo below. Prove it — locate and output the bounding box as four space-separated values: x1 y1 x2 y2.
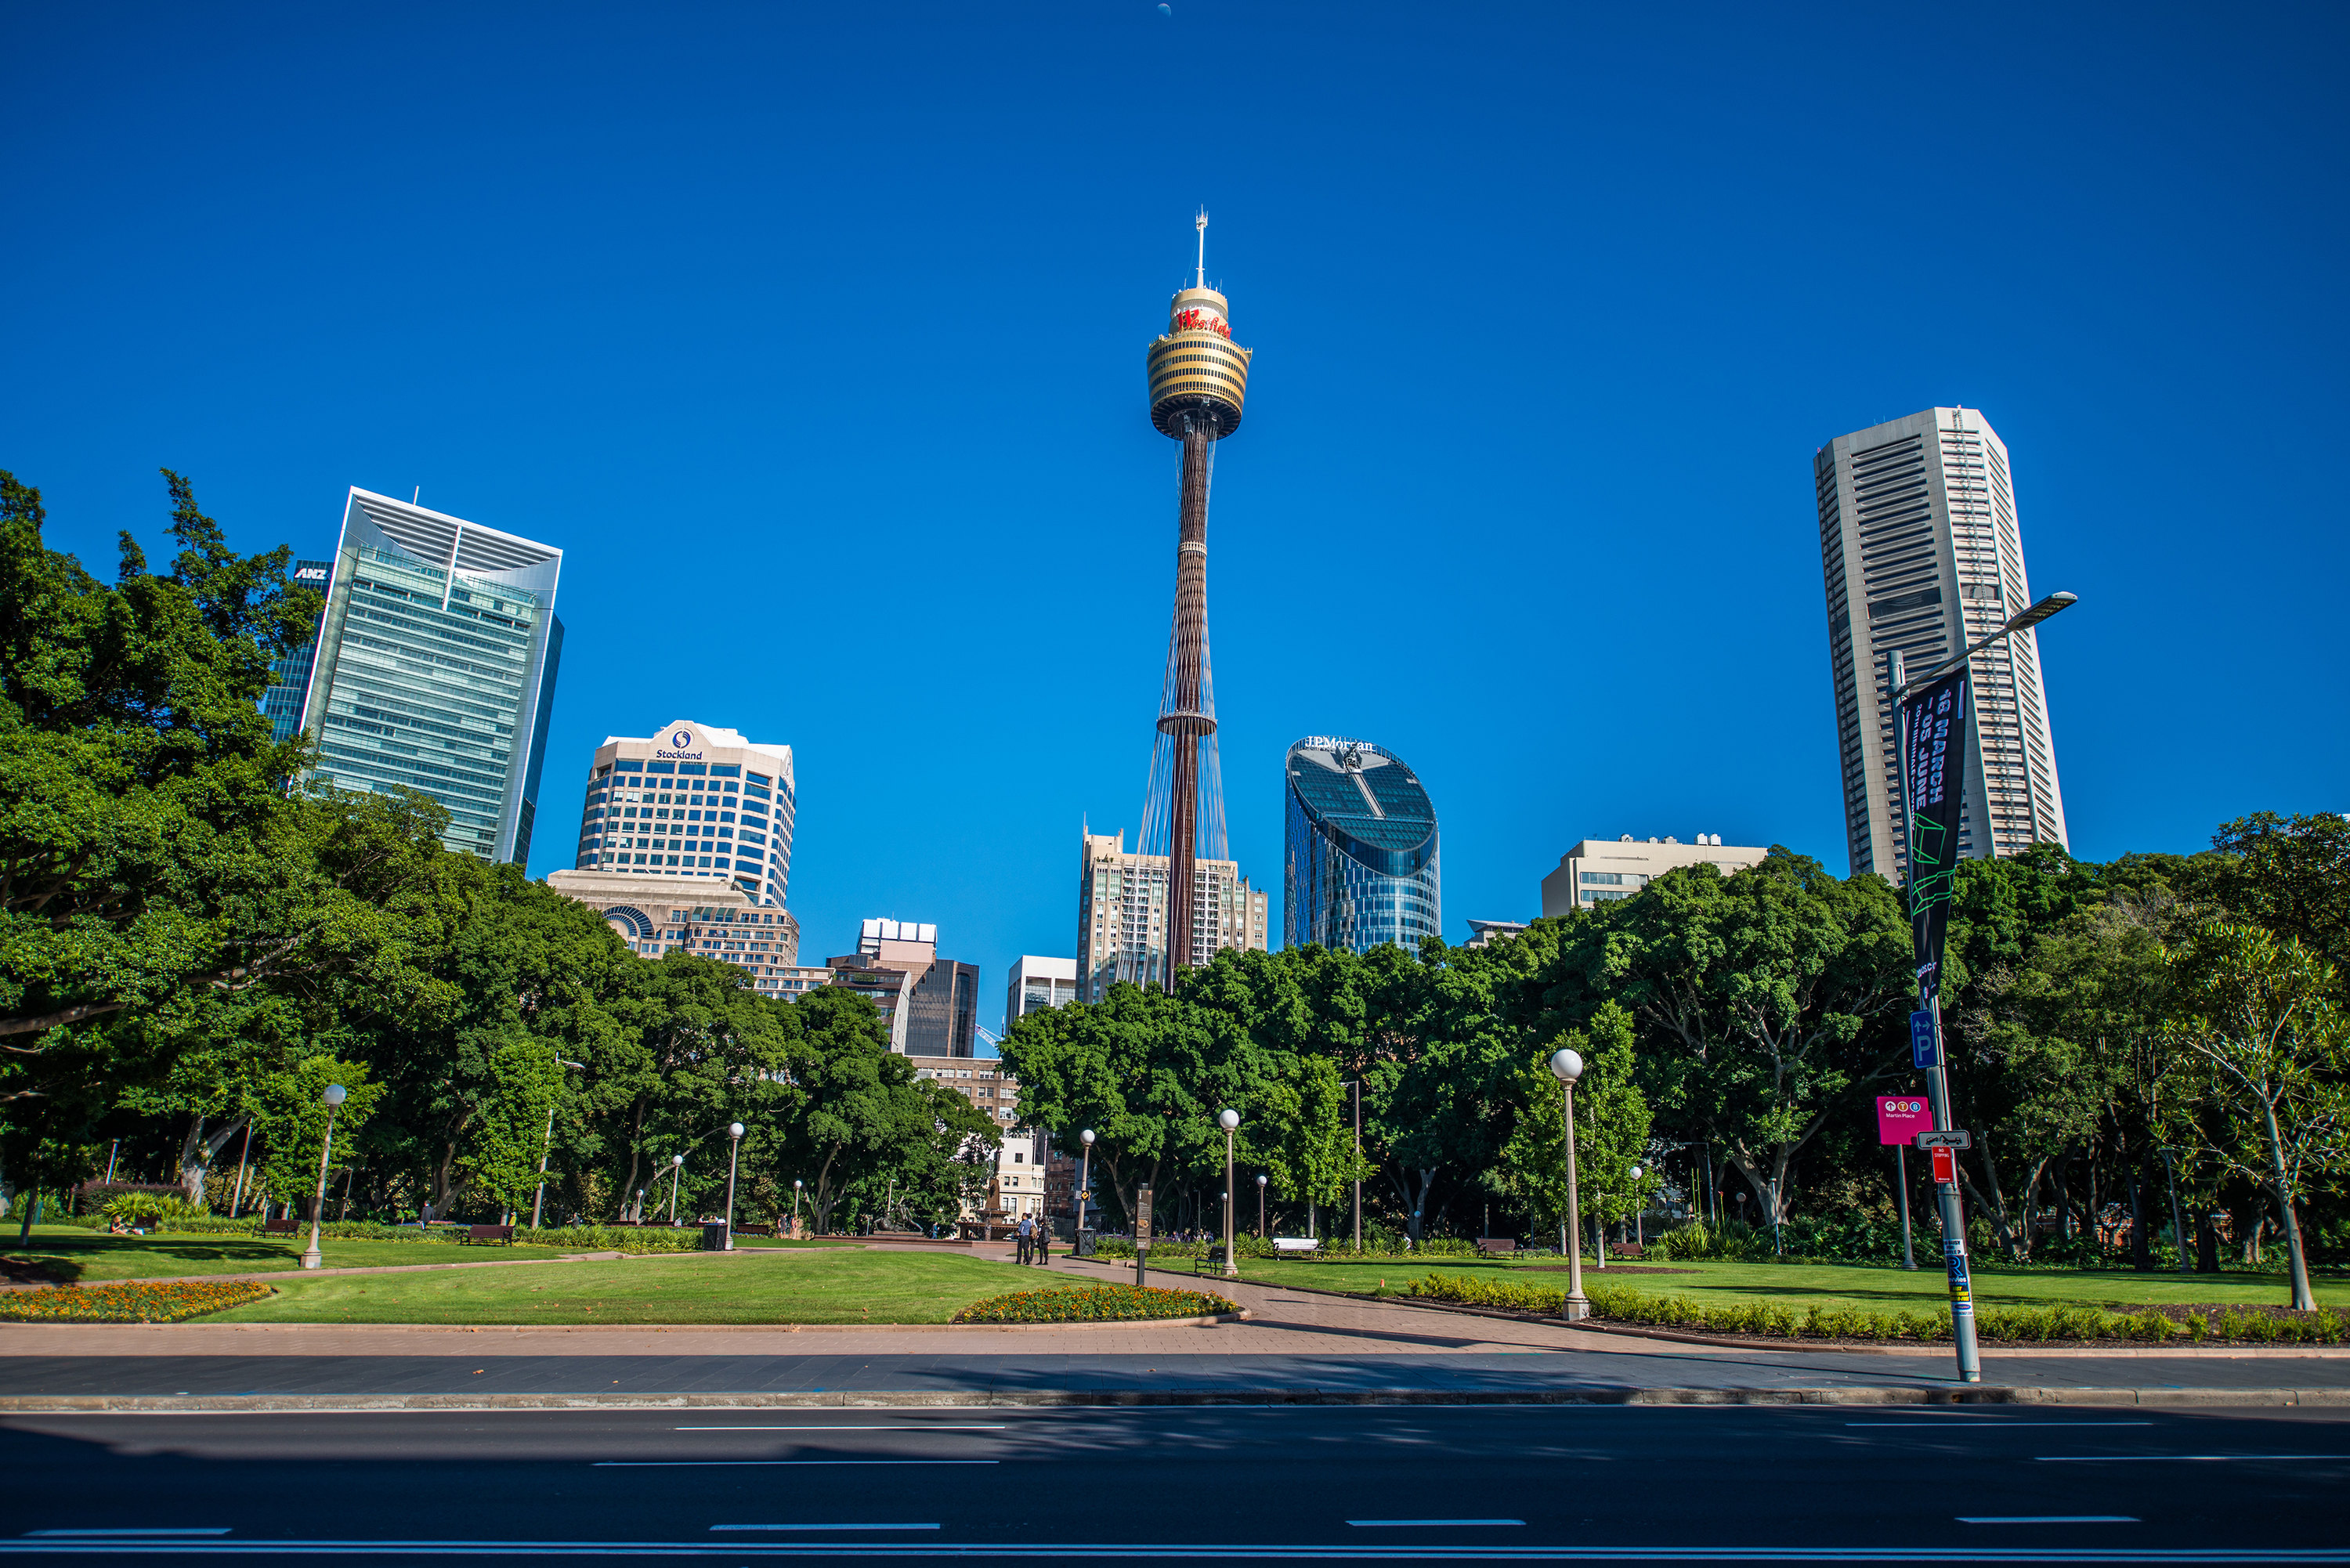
1538 834 1768 918
1004 956 1079 1025
823 919 980 1058
297 489 564 865
259 558 333 743
1076 830 1268 1002
1283 736 1440 954
1815 406 2069 878
569 720 795 908
544 870 804 999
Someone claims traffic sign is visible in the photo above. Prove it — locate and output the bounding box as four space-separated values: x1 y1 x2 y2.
1914 1129 1972 1150
1876 1097 1932 1146
1930 1146 1957 1184
1909 1010 1939 1069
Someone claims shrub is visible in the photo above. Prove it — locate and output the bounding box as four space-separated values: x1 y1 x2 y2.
102 1192 202 1227
1401 1270 2350 1345
0 1279 274 1323
1647 1221 1770 1263
952 1284 1238 1324
514 1224 705 1254
70 1182 189 1218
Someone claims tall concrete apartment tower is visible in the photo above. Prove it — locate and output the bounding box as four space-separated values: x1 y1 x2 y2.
1815 406 2068 880
298 489 564 865
1137 211 1253 991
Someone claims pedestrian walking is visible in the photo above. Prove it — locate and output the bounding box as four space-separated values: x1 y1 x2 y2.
1034 1220 1051 1266
1015 1215 1032 1265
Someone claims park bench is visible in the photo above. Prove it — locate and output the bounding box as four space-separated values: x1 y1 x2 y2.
1477 1237 1519 1256
733 1224 773 1238
1271 1237 1320 1254
465 1224 515 1245
262 1218 299 1235
1610 1242 1644 1259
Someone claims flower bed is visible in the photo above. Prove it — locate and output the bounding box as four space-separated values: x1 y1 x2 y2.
1405 1270 2350 1345
0 1279 276 1323
951 1284 1238 1324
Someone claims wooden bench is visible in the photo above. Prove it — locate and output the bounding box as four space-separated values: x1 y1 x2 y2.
465 1224 515 1244
733 1224 774 1238
1271 1237 1320 1254
262 1218 299 1235
1477 1237 1519 1256
1609 1241 1644 1259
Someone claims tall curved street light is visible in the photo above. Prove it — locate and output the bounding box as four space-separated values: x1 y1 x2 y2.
1547 1049 1589 1321
1217 1108 1241 1279
1076 1130 1095 1254
723 1122 745 1250
1256 1172 1267 1238
667 1153 686 1225
299 1084 348 1271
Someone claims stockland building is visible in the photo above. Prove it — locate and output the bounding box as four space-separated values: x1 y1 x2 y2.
546 721 804 995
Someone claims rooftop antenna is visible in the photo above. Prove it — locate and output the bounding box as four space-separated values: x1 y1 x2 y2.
1195 208 1208 289
413 486 421 505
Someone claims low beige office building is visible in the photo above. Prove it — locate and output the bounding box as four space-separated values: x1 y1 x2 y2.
1539 835 1770 918
545 869 803 997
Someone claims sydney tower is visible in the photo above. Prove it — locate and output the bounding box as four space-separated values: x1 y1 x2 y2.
1140 212 1252 992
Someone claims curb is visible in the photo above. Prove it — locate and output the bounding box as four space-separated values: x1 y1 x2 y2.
0 1385 2343 1413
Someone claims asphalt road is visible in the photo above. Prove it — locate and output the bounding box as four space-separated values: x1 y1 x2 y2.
0 1404 2345 1563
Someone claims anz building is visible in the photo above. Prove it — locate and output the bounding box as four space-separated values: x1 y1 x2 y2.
1283 736 1441 954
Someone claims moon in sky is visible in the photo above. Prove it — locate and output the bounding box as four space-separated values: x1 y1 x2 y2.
1158 4 1170 13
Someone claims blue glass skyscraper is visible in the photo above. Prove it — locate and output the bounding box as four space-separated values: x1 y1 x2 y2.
1283 736 1441 954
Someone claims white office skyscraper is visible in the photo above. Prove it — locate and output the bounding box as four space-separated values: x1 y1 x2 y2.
298 489 564 865
1815 406 2068 880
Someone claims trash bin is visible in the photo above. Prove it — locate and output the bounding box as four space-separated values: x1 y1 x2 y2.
701 1221 730 1252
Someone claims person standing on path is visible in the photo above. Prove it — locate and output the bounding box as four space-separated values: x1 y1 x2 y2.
1015 1216 1032 1265
1033 1221 1050 1266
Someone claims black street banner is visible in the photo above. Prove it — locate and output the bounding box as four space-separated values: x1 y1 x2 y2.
1900 667 1969 1013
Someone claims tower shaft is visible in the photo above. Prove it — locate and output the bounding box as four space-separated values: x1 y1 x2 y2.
1163 414 1213 985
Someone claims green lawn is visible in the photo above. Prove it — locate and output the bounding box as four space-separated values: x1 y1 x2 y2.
212 1246 1043 1324
0 1225 583 1284
1204 1254 2348 1312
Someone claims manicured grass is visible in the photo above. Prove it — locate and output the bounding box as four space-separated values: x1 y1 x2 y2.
0 1225 582 1284
1211 1254 2348 1311
209 1246 1039 1324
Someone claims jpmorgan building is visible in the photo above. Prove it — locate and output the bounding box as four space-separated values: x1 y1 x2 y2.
567 720 797 910
1283 735 1441 955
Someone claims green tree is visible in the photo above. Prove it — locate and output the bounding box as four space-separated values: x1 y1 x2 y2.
1492 1002 1652 1255
252 1054 386 1215
2164 923 2348 1310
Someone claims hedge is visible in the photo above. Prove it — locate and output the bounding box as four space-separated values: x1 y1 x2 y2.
75 1217 707 1253
1404 1270 2350 1345
0 1279 275 1323
951 1284 1239 1324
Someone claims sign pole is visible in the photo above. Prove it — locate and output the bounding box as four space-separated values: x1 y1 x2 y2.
1133 1183 1152 1290
1896 1143 1916 1270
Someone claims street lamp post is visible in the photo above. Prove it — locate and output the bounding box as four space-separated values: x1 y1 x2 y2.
723 1122 745 1250
1256 1172 1267 1237
1629 1164 1644 1252
1547 1048 1589 1321
530 1057 587 1230
1889 588 2075 1390
1217 1108 1241 1279
1076 1129 1095 1255
792 1179 803 1239
667 1154 685 1225
298 1085 347 1271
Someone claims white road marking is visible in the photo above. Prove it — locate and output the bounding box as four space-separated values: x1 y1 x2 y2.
1958 1517 2140 1524
595 1458 999 1467
1849 1421 2154 1428
675 1424 1005 1431
24 1531 232 1538
1349 1520 1526 1528
2038 1454 2349 1463
710 1524 942 1532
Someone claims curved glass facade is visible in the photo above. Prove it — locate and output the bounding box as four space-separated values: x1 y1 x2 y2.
1283 736 1440 954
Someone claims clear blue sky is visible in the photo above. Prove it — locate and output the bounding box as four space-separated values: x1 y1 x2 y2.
9 4 2345 1031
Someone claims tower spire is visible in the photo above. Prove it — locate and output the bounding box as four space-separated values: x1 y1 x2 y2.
1195 208 1208 288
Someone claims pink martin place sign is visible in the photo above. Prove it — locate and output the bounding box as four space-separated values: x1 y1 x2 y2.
1877 1096 1932 1145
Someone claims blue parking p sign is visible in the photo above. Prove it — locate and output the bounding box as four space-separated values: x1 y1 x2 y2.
1911 1010 1939 1069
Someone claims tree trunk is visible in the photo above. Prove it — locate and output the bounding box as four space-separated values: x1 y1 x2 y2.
2128 1170 2151 1272
2196 1214 2219 1274
2259 1097 2319 1311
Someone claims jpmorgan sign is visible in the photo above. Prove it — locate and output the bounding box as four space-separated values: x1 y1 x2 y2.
656 728 703 761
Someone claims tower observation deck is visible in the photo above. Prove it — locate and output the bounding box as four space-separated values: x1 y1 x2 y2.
1138 212 1253 991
